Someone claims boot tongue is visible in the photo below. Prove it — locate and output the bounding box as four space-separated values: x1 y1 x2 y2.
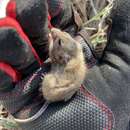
0 0 10 18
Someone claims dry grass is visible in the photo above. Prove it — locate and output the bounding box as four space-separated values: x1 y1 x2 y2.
84 0 114 47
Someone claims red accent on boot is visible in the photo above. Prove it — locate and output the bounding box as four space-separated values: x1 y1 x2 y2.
80 86 114 130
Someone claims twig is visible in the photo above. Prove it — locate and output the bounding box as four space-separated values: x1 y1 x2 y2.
84 27 97 31
89 0 98 15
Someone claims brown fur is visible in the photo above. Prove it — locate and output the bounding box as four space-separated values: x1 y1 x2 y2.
42 28 87 102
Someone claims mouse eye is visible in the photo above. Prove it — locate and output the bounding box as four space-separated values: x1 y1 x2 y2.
58 39 62 46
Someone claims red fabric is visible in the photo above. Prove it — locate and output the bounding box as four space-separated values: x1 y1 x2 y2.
6 0 16 19
0 62 21 82
0 17 42 65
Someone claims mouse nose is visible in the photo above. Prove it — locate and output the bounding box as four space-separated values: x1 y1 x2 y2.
48 33 54 52
48 33 53 44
